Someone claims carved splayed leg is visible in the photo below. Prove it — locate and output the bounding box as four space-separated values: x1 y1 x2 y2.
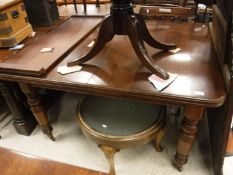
67 0 176 80
127 15 170 79
137 14 177 51
67 15 114 66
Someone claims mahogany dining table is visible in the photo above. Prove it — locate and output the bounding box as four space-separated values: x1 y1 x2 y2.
0 16 226 171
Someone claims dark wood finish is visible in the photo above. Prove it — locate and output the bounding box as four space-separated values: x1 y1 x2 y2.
207 5 233 175
207 80 233 175
209 5 228 66
0 147 107 175
19 83 55 141
0 17 102 77
139 5 191 21
173 105 204 171
136 0 184 5
57 0 108 5
57 0 106 12
61 0 100 14
2 21 224 106
0 17 69 135
0 14 226 172
83 0 86 13
67 0 177 80
225 10 233 157
24 0 59 27
0 81 37 136
0 19 226 171
0 18 69 135
181 0 213 21
216 0 233 21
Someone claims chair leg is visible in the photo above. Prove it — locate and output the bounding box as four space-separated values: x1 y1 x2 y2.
99 145 119 175
83 0 87 14
73 0 78 13
203 6 208 23
96 0 100 7
194 3 198 21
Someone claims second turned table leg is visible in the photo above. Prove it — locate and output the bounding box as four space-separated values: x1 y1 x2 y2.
19 83 55 141
173 105 205 171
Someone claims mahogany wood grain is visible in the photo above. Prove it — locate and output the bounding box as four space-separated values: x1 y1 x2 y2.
0 20 227 171
0 21 225 106
19 83 55 141
0 17 102 77
173 105 204 171
139 5 191 20
0 147 107 175
0 17 69 63
206 4 233 175
209 5 228 66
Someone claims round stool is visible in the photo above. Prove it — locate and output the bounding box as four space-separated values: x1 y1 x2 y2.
77 96 166 175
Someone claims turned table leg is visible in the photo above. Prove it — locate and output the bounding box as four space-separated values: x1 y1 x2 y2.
173 105 204 171
19 83 55 141
0 81 37 136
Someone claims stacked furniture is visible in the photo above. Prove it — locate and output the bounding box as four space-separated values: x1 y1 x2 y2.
0 0 33 47
56 0 110 13
24 0 59 27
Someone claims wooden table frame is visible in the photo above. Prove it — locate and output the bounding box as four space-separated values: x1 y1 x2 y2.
0 19 226 172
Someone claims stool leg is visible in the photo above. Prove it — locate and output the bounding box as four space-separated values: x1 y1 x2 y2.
153 124 166 152
73 0 78 13
99 145 119 175
154 129 165 152
83 0 87 14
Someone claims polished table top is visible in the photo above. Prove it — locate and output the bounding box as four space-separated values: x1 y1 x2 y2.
0 19 226 108
0 17 227 173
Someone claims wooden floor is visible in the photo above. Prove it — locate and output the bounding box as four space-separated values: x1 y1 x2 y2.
0 147 107 175
226 130 233 156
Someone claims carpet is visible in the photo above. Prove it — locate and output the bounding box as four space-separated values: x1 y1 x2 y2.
0 93 212 175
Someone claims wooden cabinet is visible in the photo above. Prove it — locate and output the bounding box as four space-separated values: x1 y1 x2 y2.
0 0 33 47
207 3 233 175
